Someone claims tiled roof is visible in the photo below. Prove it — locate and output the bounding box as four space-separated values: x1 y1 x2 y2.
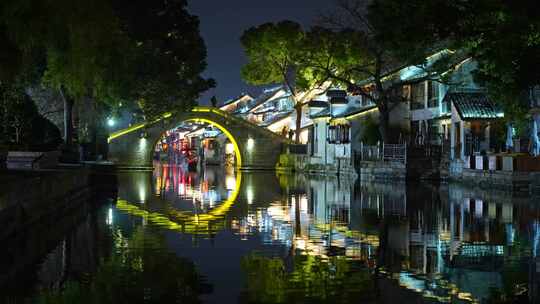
310 108 331 119
356 49 469 87
334 105 377 119
327 89 347 98
445 92 504 120
308 99 328 108
242 89 286 114
220 94 252 107
253 107 275 115
260 111 292 127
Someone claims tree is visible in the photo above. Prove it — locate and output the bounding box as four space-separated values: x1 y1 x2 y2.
241 21 330 142
368 0 540 122
0 82 61 149
308 0 455 142
113 0 215 120
1 0 214 146
1 0 135 148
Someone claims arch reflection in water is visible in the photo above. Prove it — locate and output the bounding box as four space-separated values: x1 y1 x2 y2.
116 163 242 235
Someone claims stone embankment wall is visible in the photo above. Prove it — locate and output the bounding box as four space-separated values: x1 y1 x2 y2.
0 166 116 290
276 154 357 178
0 167 116 241
449 160 540 195
358 161 406 181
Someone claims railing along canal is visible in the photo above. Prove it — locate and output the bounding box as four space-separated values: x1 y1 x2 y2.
357 142 407 164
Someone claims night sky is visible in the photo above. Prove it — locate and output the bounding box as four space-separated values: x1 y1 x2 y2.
187 0 334 105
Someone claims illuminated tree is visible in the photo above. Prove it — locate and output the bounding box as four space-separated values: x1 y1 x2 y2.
310 0 454 142
241 21 330 142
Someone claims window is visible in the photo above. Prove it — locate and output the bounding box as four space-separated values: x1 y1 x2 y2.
427 81 439 108
410 82 425 110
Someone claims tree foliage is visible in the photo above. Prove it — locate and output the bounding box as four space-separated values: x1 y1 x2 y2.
112 0 215 119
369 0 540 121
0 82 61 149
309 0 456 142
0 0 214 147
241 21 331 142
241 253 375 303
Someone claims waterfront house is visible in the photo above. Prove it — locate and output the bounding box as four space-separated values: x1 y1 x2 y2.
219 93 254 113
306 89 380 175
448 91 504 163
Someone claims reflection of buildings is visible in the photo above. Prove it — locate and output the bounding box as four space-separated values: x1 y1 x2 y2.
0 203 111 299
153 162 236 213
231 176 540 303
117 160 540 303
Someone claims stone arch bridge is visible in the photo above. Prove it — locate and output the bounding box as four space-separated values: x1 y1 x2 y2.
108 107 289 170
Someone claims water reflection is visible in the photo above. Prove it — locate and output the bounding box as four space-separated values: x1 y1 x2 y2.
115 164 540 303
5 162 540 303
35 226 210 304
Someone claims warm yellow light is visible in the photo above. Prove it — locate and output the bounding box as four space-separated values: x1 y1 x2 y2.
107 106 243 169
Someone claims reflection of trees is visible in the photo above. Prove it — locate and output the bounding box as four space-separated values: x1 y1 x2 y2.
36 227 210 304
484 236 532 304
240 254 374 303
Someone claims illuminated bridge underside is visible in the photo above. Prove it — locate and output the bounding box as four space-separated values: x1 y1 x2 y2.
108 107 288 170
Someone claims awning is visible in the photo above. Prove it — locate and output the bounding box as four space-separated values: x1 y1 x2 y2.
444 92 503 120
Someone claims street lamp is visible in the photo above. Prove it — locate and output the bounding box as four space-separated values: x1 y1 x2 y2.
107 117 115 127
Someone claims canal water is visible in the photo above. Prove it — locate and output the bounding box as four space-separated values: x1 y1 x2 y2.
2 162 540 303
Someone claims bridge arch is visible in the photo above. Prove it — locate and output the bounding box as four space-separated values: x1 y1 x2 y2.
178 117 243 168
108 107 287 170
